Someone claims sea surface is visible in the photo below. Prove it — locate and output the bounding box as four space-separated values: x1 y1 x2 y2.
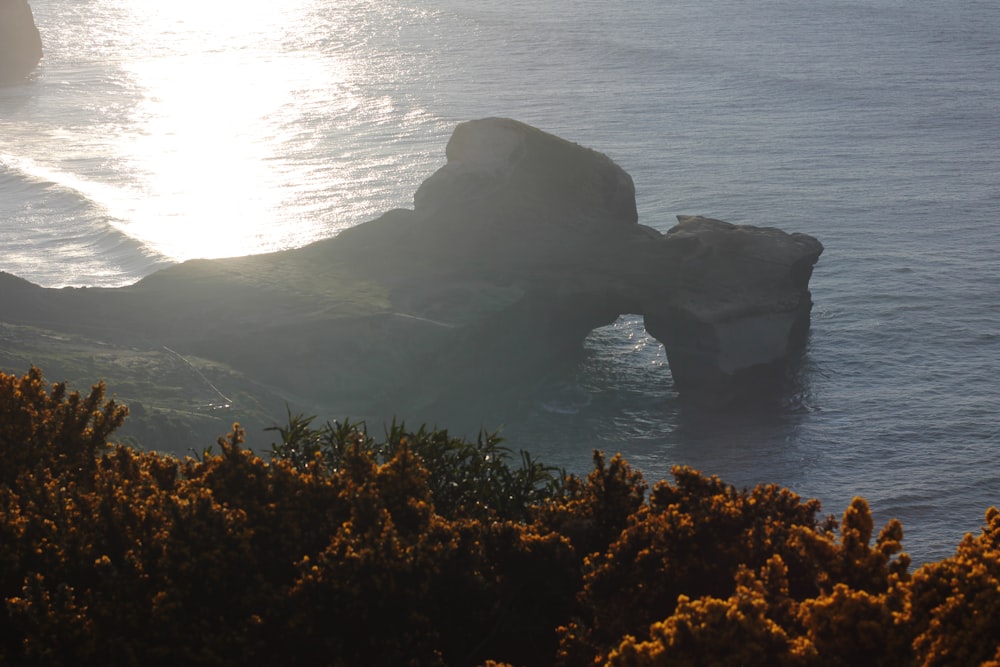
2 0 999 564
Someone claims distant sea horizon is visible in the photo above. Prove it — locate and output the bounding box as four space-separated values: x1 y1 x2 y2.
2 0 999 564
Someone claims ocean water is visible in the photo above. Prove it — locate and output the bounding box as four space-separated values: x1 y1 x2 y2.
2 0 999 564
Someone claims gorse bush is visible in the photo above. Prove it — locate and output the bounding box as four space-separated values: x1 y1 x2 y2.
0 366 126 485
0 367 998 666
265 409 565 522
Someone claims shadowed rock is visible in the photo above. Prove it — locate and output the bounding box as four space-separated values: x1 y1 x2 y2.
0 118 822 444
0 0 42 82
332 118 822 405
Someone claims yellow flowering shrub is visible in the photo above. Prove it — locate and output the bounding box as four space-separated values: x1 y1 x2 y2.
1 367 999 666
907 506 1000 666
557 466 834 662
607 557 815 667
0 366 126 485
533 451 647 560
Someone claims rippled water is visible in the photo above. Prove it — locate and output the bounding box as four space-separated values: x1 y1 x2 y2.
2 0 999 563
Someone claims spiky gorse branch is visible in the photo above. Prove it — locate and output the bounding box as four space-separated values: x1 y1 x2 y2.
0 367 998 666
0 366 127 486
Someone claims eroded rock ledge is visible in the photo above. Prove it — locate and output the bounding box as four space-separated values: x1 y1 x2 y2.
0 119 822 440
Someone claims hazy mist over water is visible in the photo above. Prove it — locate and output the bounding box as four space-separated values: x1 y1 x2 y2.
2 0 999 563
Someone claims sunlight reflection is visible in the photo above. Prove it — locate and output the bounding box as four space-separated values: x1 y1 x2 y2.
110 0 352 260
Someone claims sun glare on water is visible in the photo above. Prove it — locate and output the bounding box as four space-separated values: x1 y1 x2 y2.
108 0 350 260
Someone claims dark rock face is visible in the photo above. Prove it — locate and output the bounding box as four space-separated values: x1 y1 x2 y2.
0 118 822 440
338 118 822 406
642 216 822 401
0 0 42 82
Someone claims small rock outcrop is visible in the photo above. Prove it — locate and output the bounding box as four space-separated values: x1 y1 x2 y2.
0 0 42 82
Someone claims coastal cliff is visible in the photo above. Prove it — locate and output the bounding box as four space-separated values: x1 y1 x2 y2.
0 119 822 448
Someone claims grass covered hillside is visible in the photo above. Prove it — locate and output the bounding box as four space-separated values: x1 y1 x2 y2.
1 367 998 666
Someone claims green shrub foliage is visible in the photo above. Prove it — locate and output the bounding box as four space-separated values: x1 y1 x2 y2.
0 367 998 666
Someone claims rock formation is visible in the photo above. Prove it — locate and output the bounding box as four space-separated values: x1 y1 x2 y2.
331 118 822 404
0 0 42 82
0 118 822 446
